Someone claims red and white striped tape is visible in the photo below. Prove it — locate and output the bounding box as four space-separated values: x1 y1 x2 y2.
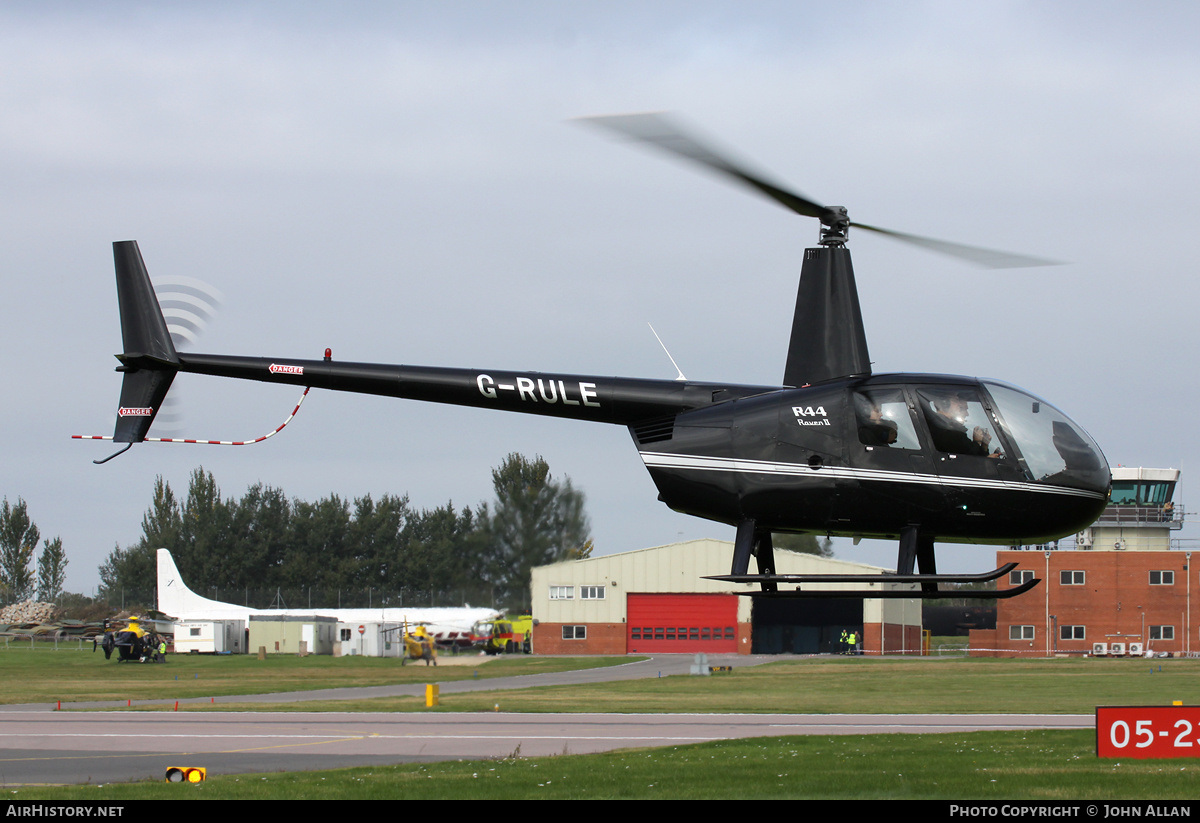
73 387 310 446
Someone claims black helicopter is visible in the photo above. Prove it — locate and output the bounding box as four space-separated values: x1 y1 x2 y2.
86 114 1110 598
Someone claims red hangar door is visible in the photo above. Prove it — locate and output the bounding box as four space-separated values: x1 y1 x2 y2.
626 593 739 653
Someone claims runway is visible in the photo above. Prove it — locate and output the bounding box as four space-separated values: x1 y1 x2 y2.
0 710 1091 786
0 656 1093 786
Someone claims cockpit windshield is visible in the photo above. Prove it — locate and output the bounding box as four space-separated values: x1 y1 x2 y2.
982 381 1107 489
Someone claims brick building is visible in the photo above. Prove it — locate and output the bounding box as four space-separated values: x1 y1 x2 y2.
971 467 1190 657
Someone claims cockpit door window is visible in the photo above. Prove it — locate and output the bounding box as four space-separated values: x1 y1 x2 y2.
852 389 921 450
917 388 1005 459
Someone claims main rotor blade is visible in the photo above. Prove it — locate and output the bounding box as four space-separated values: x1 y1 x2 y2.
577 112 832 222
853 223 1064 269
579 112 1064 269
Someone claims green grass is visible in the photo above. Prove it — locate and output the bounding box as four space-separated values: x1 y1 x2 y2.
114 656 1200 715
8 730 1199 800
7 651 1199 798
0 647 636 706
7 647 1196 715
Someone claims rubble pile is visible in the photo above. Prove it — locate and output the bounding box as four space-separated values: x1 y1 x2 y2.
0 600 57 624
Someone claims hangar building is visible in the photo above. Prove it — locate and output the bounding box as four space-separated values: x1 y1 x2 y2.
530 539 920 655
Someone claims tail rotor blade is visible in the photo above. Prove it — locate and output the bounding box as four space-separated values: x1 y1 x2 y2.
152 275 224 350
146 275 223 436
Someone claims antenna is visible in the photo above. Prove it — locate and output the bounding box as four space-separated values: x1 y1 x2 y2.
648 323 687 381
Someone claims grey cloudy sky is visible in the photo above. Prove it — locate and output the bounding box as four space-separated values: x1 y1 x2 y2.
3 2 1197 592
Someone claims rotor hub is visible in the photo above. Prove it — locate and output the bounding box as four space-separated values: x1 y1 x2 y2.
818 206 850 247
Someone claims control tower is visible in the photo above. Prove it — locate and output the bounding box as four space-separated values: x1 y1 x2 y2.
974 466 1192 657
1076 467 1183 552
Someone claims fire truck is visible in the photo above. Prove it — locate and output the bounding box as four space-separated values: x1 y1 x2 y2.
472 614 534 654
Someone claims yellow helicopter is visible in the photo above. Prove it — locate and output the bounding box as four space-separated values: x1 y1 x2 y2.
397 620 437 666
94 615 167 662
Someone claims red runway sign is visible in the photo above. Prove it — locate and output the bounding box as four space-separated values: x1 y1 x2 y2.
1097 706 1200 758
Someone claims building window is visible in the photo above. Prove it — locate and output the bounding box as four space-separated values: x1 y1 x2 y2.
562 625 586 640
1060 625 1085 641
1150 570 1175 586
1009 569 1034 585
1150 626 1175 641
1009 625 1034 640
1059 570 1085 585
580 585 605 600
339 628 352 641
549 586 574 600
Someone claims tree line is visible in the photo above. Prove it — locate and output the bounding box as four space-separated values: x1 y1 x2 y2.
98 453 591 613
0 498 67 606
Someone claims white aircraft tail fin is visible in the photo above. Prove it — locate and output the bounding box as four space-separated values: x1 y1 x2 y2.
156 549 248 619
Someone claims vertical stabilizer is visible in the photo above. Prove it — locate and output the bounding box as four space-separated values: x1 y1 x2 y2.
111 242 180 443
115 242 178 362
156 549 253 619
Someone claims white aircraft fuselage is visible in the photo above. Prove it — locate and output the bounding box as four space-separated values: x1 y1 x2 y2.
156 549 500 646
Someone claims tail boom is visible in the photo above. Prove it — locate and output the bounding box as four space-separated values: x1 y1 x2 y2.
91 240 778 457
173 352 774 426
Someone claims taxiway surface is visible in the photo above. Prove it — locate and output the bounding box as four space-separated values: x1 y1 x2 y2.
0 656 1092 785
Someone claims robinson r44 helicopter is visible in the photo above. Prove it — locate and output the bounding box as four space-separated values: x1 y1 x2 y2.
82 114 1111 599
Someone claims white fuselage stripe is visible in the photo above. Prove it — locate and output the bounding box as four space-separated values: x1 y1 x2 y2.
637 452 1105 500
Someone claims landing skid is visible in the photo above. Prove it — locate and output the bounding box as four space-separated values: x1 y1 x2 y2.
704 565 1038 599
709 561 1018 586
727 520 1038 598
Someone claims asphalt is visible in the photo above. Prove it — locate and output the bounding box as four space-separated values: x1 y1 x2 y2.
0 654 1095 786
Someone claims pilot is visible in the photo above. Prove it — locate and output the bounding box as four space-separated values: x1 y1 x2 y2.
928 392 996 457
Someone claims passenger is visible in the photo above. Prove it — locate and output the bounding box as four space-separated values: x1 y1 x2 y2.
859 403 899 447
854 395 899 447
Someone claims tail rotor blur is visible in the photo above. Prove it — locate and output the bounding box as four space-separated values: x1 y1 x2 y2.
147 275 223 437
